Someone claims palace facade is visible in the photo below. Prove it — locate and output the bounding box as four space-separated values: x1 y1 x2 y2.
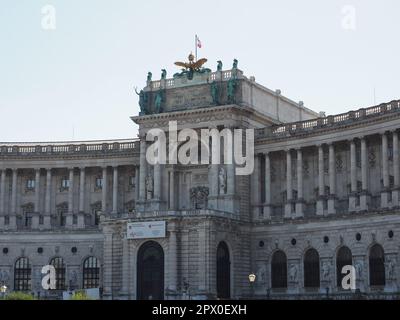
1 59 399 299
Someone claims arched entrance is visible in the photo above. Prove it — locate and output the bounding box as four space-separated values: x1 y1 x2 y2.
216 241 230 299
137 241 164 300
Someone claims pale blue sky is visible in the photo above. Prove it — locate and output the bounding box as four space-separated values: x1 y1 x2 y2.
1 0 399 142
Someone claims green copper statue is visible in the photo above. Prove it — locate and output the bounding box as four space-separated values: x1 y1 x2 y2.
147 72 152 83
135 87 148 115
154 89 164 113
211 81 220 105
161 69 167 80
227 78 237 104
217 60 223 72
233 59 238 70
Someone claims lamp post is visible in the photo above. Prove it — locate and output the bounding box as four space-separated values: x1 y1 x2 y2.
0 285 7 299
248 273 256 299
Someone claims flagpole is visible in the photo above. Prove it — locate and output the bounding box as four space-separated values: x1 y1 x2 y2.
195 34 197 61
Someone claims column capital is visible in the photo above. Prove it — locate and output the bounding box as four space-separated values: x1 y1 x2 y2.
68 167 75 171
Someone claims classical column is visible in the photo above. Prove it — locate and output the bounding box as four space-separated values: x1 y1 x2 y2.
138 139 147 204
295 148 304 218
44 168 52 228
284 150 293 218
120 235 130 299
135 166 140 201
102 166 108 214
227 141 235 195
167 230 178 297
66 167 74 227
392 131 400 206
360 137 370 210
381 132 389 208
263 152 272 219
78 167 85 228
327 143 336 214
10 169 17 228
112 166 118 214
169 169 175 210
32 168 41 229
0 170 6 229
252 154 261 218
316 145 325 215
153 163 161 200
348 139 357 211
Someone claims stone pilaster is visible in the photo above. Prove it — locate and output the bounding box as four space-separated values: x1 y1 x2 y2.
328 143 336 214
78 167 85 228
44 168 52 228
102 166 108 214
381 132 389 208
360 137 370 210
263 152 272 220
251 154 261 219
392 131 400 206
0 169 6 229
284 150 293 219
66 167 74 227
137 139 147 212
316 145 325 215
112 166 118 214
32 168 41 229
295 148 304 218
349 139 357 212
10 169 17 229
167 229 178 299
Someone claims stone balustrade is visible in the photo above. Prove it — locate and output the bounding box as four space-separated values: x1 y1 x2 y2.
256 99 400 139
0 139 138 157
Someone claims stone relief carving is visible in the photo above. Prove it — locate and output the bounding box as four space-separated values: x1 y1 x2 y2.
190 186 209 209
335 154 343 172
321 261 331 281
70 270 78 287
385 257 396 280
0 270 10 286
289 264 298 282
256 264 267 284
354 260 364 280
368 148 376 167
218 166 227 195
146 174 154 199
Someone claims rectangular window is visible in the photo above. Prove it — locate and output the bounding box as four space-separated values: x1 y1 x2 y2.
60 177 70 190
26 179 35 190
95 177 103 189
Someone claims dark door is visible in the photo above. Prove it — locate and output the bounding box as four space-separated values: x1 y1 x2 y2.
217 242 230 299
137 241 164 300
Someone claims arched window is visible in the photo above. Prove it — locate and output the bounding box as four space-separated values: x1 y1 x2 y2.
369 244 385 287
336 246 352 287
83 257 100 289
50 257 66 290
304 248 320 289
216 242 230 299
271 250 287 289
14 257 31 291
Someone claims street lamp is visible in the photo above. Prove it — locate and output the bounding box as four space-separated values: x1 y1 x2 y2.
0 285 8 299
248 273 256 299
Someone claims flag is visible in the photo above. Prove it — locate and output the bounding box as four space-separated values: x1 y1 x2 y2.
196 36 202 48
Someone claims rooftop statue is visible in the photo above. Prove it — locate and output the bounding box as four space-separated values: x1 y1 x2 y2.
161 69 167 80
154 89 164 113
135 87 149 115
217 60 223 71
233 59 238 69
147 72 152 83
174 53 209 80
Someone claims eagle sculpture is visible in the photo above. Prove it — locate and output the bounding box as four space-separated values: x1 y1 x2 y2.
174 53 208 72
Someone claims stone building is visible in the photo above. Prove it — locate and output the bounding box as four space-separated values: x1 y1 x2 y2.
0 58 399 299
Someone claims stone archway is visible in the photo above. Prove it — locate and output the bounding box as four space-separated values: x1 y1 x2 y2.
137 241 164 300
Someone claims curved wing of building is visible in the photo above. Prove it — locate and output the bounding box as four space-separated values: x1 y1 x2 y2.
0 61 399 300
